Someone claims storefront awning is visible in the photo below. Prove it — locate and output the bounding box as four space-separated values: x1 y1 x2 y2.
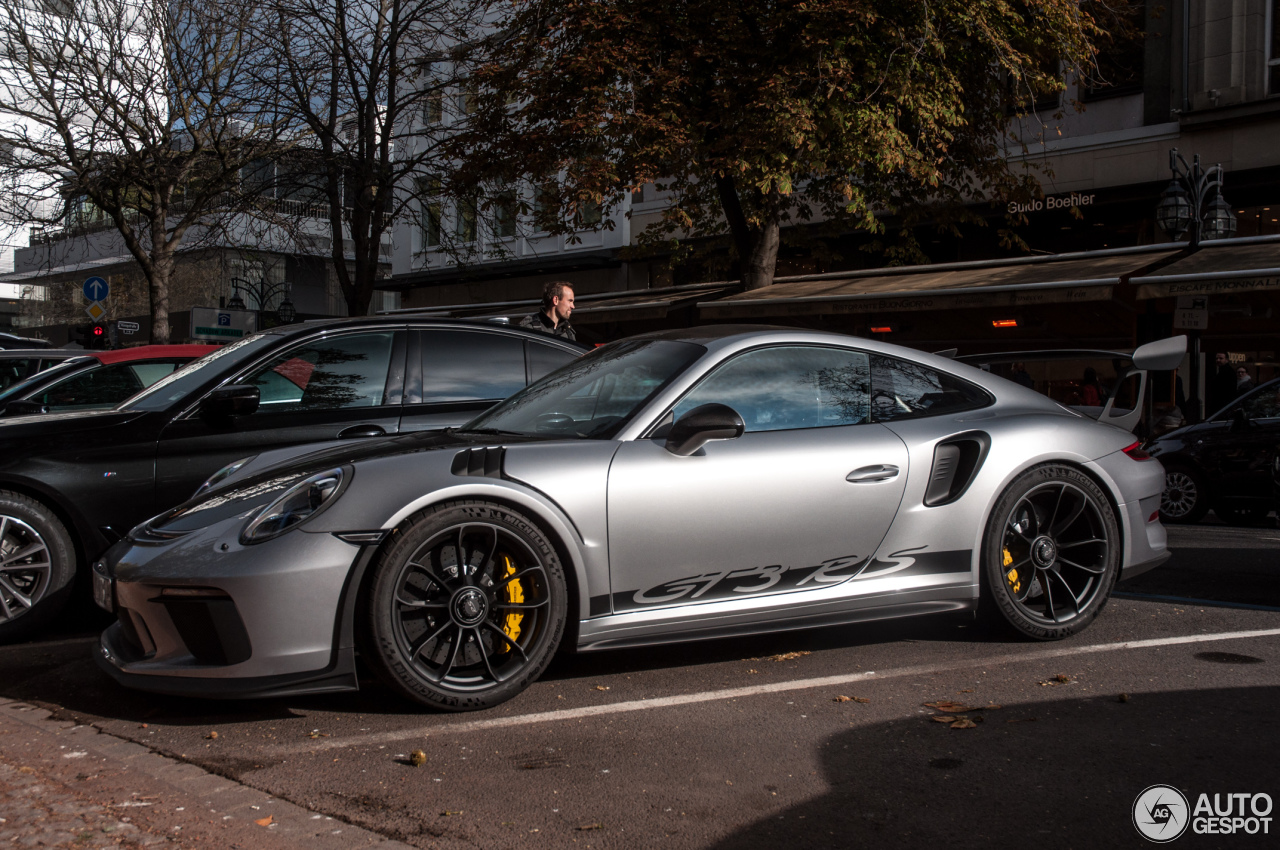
382 282 740 324
698 246 1181 320
1131 235 1280 299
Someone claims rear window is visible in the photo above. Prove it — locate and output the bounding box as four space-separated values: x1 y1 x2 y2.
421 330 526 402
870 355 992 422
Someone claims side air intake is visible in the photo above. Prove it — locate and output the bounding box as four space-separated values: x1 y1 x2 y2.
923 432 991 507
451 446 506 478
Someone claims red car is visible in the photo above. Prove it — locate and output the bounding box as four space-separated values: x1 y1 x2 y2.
0 345 217 416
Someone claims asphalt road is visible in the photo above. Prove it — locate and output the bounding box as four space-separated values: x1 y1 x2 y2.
3 521 1278 849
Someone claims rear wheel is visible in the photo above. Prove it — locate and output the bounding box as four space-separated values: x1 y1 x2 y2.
0 491 75 643
361 501 567 711
1159 466 1209 524
981 465 1120 640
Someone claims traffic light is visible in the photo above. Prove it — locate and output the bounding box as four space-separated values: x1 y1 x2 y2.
87 322 109 350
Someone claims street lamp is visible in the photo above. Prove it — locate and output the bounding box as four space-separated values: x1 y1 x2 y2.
228 277 297 325
1156 148 1236 247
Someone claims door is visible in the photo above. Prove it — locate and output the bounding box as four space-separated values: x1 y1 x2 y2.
1201 382 1280 502
606 345 909 614
399 329 571 433
154 329 405 508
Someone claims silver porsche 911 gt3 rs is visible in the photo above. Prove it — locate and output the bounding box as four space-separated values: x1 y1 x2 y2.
94 326 1172 711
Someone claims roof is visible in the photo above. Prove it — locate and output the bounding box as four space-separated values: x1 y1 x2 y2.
699 245 1181 320
92 345 219 365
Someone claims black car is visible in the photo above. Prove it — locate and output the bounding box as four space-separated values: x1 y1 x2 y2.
0 349 85 392
1147 377 1280 525
0 317 585 640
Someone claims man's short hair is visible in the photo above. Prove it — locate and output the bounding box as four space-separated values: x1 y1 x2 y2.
541 280 573 310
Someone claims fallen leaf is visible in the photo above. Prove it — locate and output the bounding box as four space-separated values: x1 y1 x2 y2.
255 816 273 827
409 750 427 767
17 767 34 775
1118 693 1130 703
747 669 759 674
594 686 610 691
957 688 974 693
206 731 218 740
769 651 810 662
950 718 979 730
139 724 148 729
726 780 733 785
853 697 869 703
833 695 852 703
924 701 971 713
930 715 957 723
576 823 603 831
308 732 329 739
440 810 463 817
984 704 1003 710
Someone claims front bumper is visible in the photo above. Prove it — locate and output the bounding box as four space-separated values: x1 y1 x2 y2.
94 515 373 698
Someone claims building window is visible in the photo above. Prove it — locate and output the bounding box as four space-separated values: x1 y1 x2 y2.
577 200 602 229
423 89 443 125
419 179 442 249
1081 1 1144 101
455 196 477 242
493 190 517 239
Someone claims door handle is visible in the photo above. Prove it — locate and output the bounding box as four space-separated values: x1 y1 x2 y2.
846 464 900 483
338 424 386 439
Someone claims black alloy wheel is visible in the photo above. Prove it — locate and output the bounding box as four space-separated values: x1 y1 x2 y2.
982 465 1120 640
363 501 566 711
0 491 75 642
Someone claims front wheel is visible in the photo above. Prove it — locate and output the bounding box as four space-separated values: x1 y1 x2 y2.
0 491 76 643
361 500 567 711
1159 466 1209 524
981 465 1120 640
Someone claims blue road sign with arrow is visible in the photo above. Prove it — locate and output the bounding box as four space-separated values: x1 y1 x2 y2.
83 276 110 302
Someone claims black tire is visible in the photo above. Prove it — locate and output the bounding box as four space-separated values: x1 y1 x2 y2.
1213 503 1271 527
360 500 567 711
1159 465 1210 524
980 464 1120 640
0 490 76 643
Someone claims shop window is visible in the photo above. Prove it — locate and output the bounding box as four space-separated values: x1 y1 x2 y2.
1229 205 1280 238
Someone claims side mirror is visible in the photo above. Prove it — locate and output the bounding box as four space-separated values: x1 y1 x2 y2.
1131 335 1187 371
1230 407 1252 432
664 403 744 456
200 384 260 418
3 399 48 416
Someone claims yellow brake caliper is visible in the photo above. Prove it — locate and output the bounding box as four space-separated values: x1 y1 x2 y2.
1003 548 1021 593
500 555 524 649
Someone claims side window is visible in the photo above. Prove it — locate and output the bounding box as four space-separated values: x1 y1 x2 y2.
421 330 525 402
38 363 144 411
673 346 871 432
1237 383 1280 419
242 332 396 412
0 359 35 390
527 341 578 384
870 355 992 422
128 362 182 388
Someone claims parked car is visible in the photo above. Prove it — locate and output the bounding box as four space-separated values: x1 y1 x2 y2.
0 333 52 350
955 336 1186 434
1146 377 1280 525
0 349 86 392
93 326 1168 710
0 317 585 640
0 345 215 416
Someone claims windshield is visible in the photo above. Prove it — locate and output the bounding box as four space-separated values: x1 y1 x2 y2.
119 335 277 411
0 359 90 403
461 339 705 439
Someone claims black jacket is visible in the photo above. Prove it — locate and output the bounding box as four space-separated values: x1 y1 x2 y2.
518 310 576 342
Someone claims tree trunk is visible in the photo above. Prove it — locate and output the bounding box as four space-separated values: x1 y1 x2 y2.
743 216 780 290
148 242 173 344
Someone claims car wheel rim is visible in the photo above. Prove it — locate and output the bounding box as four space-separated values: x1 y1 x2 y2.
0 516 52 624
1161 471 1198 518
1000 482 1109 626
391 522 551 692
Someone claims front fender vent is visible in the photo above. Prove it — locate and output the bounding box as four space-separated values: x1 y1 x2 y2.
451 446 506 478
924 431 991 507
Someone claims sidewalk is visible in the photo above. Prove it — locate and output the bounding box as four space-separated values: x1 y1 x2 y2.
0 698 413 849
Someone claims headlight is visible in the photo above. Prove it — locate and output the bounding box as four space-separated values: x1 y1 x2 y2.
193 456 257 499
240 467 347 544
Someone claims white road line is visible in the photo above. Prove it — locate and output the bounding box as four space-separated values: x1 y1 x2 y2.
265 626 1280 755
